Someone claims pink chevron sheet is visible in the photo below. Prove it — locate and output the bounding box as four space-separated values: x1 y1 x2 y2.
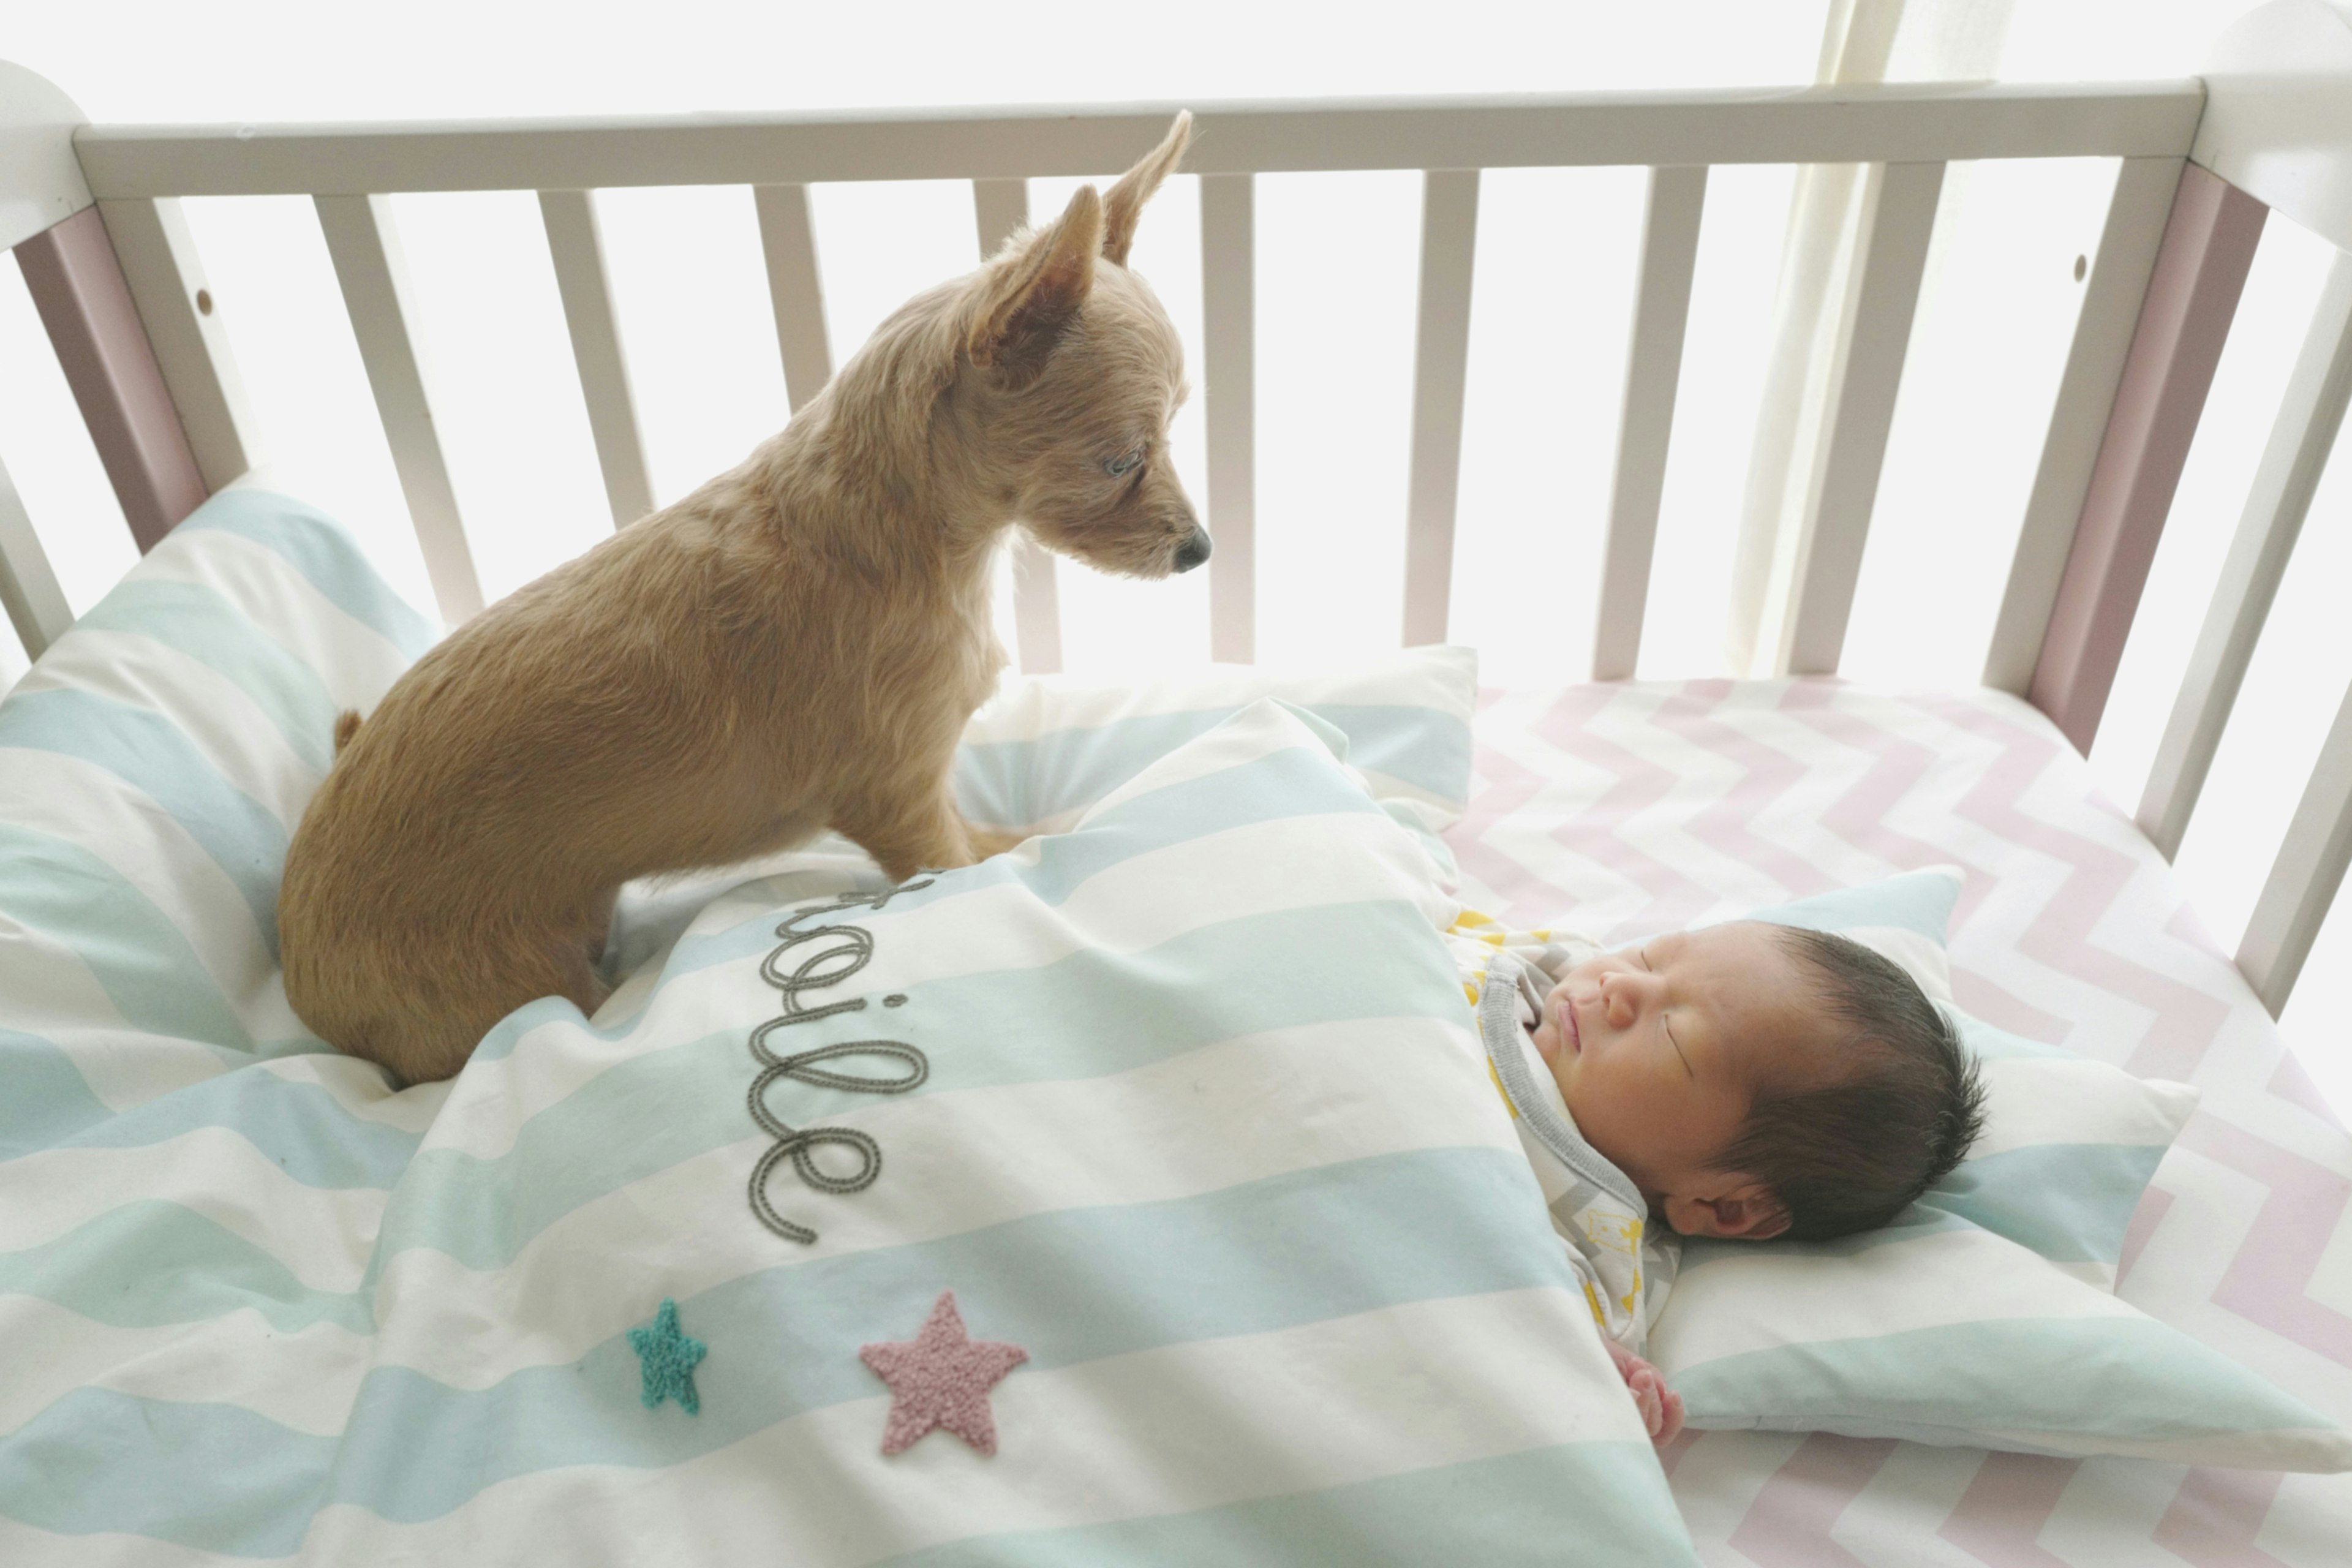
1447 678 2352 1566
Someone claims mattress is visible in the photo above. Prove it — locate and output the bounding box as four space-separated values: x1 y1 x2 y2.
1450 679 2352 1562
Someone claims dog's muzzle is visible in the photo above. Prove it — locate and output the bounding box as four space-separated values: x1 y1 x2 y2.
1173 528 1212 573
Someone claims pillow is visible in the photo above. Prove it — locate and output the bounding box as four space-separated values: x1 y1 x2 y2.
1643 868 2352 1472
1744 867 2199 1287
955 644 1477 867
0 696 1706 1564
0 484 432 1158
612 648 1481 981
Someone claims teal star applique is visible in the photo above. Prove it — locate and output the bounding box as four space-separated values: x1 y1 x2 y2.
627 1298 707 1415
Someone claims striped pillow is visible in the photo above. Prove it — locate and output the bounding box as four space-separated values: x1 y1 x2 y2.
955 644 1476 873
0 484 432 1160
1645 869 2352 1471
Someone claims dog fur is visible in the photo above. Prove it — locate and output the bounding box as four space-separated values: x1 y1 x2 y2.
277 114 1202 1084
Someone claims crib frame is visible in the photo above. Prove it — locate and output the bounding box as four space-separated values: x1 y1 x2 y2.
2 0 2350 1022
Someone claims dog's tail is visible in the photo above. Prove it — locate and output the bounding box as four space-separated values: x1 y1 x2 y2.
334 710 363 756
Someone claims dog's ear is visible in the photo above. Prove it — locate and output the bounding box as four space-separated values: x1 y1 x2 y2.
1102 111 1192 267
968 184 1103 375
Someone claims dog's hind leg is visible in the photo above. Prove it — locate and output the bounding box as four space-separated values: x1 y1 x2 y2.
356 914 618 1084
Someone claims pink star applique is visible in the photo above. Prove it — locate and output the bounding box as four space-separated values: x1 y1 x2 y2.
860 1291 1028 1457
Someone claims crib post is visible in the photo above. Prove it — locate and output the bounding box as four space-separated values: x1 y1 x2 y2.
13 205 209 552
95 196 262 494
1984 156 2185 698
2026 163 2267 755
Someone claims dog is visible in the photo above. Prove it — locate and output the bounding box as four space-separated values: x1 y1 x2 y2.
278 113 1204 1085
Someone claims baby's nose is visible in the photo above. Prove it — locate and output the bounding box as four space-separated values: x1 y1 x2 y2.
1603 968 1654 1020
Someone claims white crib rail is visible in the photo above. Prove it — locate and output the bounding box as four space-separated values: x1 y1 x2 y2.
314 192 485 624
1399 168 1479 649
67 84 2201 195
1591 165 1705 683
95 196 258 492
50 81 2208 650
753 182 832 415
970 177 1066 679
538 188 655 530
1200 173 1256 665
1779 159 1944 677
1980 155 2187 697
17 45 2352 1017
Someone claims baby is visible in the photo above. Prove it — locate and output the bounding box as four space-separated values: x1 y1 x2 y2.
1448 913 1986 1445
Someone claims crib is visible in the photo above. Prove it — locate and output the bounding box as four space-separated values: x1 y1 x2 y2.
4 1 2352 1562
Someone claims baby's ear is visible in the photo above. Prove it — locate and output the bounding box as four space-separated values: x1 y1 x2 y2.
1665 1184 1789 1241
968 184 1104 377
1101 110 1191 266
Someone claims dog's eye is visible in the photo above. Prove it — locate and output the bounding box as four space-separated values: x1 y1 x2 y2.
1103 450 1144 478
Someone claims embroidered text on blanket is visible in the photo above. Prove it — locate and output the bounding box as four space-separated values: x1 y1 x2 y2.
747 880 935 1243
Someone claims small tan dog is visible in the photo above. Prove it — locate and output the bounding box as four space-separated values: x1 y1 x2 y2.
279 114 1203 1084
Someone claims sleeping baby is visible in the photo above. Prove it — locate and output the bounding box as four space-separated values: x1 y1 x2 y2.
1446 912 1986 1444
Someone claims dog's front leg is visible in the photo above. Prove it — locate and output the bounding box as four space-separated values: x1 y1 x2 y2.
834 778 978 883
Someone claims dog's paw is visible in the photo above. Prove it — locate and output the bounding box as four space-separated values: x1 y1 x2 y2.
966 826 1025 860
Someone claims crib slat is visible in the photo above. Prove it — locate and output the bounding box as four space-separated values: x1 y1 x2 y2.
2139 254 2352 861
1778 160 1944 676
970 176 1065 676
13 205 210 551
1201 172 1256 663
96 196 261 491
1985 157 2187 696
313 193 484 625
973 177 1027 258
2239 680 2352 1018
538 189 655 530
2026 165 2267 754
1593 165 1706 682
1008 537 1064 677
1400 170 1480 648
0 451 74 659
752 183 833 415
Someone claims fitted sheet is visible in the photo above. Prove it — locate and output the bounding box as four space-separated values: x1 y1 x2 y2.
1448 679 2352 1565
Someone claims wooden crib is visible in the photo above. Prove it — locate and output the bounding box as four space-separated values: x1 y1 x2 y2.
4 0 2351 1560
8 14 2349 1024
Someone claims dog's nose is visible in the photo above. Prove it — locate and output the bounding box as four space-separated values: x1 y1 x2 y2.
1173 528 1212 573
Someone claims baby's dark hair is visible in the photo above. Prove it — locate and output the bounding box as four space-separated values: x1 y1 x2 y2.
1714 926 1985 1242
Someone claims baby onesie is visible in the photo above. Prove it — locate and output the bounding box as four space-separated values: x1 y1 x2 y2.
1443 912 1679 1354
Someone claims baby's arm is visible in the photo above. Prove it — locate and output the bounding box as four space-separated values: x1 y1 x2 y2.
1604 1336 1684 1446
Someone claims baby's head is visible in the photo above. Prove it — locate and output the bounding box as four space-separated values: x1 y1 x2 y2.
1529 922 1983 1242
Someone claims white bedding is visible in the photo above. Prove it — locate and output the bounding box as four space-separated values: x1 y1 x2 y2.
0 494 1702 1565
1452 679 2352 1561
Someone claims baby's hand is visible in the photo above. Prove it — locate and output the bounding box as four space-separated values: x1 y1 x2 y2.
1604 1336 1684 1446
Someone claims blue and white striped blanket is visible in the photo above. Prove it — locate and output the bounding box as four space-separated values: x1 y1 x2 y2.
0 491 1697 1564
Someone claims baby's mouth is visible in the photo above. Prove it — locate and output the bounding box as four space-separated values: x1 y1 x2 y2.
1556 993 1581 1056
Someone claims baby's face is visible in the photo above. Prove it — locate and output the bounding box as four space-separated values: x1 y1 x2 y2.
1529 921 1824 1239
